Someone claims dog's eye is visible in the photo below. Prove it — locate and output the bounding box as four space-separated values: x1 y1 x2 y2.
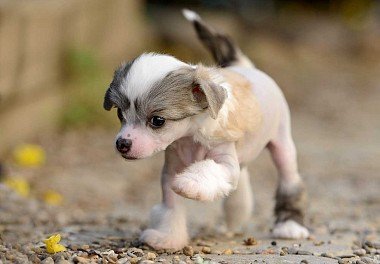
117 108 123 122
149 116 165 128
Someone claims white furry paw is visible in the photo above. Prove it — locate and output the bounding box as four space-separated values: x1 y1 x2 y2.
171 160 233 202
140 229 188 250
272 220 310 239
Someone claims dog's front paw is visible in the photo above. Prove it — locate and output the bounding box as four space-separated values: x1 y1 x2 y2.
140 229 188 250
172 170 232 202
272 220 309 239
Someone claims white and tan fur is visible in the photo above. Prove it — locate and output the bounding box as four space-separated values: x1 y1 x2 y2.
103 10 309 250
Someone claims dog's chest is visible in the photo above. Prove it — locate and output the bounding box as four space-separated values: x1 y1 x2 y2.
171 137 208 166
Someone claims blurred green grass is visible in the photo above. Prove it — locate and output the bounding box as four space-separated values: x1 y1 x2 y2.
60 48 118 130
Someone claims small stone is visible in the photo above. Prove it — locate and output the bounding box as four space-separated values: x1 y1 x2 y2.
271 241 277 246
223 249 233 255
73 256 89 264
280 251 286 256
191 254 203 263
117 258 129 264
300 260 309 264
288 247 298 254
127 248 144 258
183 246 194 257
360 257 376 264
354 249 367 256
313 241 324 246
201 247 211 254
321 252 334 258
28 254 41 263
41 257 54 264
338 254 356 259
356 260 366 264
129 257 140 264
57 260 70 264
80 245 90 250
243 237 258 246
196 241 213 247
365 241 380 249
139 261 154 264
297 250 313 256
146 252 156 260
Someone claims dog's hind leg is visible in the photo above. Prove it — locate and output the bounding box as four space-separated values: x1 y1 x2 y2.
268 115 309 239
223 166 254 233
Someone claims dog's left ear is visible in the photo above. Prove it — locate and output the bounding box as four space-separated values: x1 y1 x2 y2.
193 65 227 119
103 88 113 111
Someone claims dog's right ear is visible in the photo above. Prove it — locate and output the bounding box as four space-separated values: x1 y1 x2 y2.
103 88 113 111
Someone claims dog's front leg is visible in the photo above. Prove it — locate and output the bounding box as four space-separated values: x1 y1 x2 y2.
140 148 188 250
172 142 240 202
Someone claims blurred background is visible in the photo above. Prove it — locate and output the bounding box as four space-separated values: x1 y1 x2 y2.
0 0 379 256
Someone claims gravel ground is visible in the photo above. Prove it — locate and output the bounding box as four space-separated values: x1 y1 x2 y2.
1 112 379 264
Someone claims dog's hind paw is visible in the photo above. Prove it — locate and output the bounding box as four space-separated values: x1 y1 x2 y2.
272 220 309 239
140 229 187 250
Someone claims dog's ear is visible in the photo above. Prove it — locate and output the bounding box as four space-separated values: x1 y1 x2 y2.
103 88 113 111
192 65 227 119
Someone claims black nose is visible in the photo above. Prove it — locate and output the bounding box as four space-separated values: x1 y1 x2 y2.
116 138 132 154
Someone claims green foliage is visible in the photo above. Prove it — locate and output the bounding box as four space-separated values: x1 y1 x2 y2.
60 48 118 130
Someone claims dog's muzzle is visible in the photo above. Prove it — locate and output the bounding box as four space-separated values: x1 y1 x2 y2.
116 138 132 154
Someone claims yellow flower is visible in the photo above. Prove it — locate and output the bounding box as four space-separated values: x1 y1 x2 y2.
43 190 64 206
13 144 46 167
44 234 66 254
4 177 30 197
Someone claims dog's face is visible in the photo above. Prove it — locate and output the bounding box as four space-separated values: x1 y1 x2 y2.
103 53 227 159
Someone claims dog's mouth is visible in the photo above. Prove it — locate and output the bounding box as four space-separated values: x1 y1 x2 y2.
121 154 138 160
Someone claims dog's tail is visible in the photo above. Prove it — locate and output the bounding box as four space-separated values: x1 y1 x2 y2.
182 9 254 68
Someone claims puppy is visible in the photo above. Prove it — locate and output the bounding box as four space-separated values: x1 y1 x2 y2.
103 9 309 250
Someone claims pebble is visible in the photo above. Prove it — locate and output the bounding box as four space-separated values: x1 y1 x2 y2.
365 241 380 249
73 256 89 263
297 250 313 256
196 241 213 247
360 257 376 264
244 237 258 246
313 241 324 246
139 261 154 264
129 257 140 264
117 258 129 264
127 248 144 258
356 261 366 264
222 249 233 255
300 260 309 264
146 252 156 260
338 259 350 264
57 260 70 264
271 241 277 246
201 247 211 254
80 245 90 250
321 252 335 258
287 247 299 254
41 257 54 264
183 246 194 257
354 249 367 256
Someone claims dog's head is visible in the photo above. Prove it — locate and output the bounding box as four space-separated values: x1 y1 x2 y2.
103 53 228 159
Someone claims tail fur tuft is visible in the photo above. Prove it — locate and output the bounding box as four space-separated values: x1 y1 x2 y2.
182 9 253 68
